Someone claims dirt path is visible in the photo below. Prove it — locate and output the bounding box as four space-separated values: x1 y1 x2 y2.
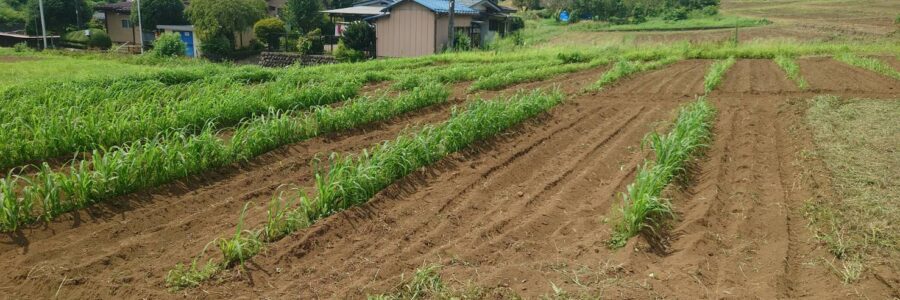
0 66 609 299
799 57 900 93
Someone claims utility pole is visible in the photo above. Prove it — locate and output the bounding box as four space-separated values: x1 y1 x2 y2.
38 0 47 49
136 0 144 54
447 0 455 49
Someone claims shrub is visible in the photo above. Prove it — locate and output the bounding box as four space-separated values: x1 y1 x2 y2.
152 32 187 57
333 40 364 62
13 42 29 52
253 17 286 50
297 28 324 55
61 29 112 49
451 32 472 51
200 34 232 61
701 5 718 16
340 21 375 54
662 7 689 21
508 16 525 32
557 51 588 64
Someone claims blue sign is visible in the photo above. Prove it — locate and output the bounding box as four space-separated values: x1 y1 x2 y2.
559 10 570 22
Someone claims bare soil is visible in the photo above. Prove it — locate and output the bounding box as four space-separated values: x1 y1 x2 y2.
1 59 897 299
0 56 38 63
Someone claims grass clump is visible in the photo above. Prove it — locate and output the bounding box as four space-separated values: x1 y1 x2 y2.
217 203 264 266
609 97 716 248
804 96 900 279
833 52 900 80
773 55 808 89
589 56 681 91
165 243 221 290
703 56 736 93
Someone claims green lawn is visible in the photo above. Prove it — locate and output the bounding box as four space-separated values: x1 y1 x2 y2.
0 48 166 86
571 15 771 32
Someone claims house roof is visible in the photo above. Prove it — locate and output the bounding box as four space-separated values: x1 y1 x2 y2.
353 0 395 7
95 1 133 13
382 0 479 15
322 6 385 16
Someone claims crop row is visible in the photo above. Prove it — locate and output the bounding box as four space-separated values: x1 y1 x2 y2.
0 83 449 231
0 51 607 171
609 97 716 248
589 56 682 90
166 89 566 289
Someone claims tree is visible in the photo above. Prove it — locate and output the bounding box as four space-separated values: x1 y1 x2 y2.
25 0 91 34
284 0 322 33
131 0 187 32
340 21 374 54
0 1 26 31
186 0 266 47
253 17 286 50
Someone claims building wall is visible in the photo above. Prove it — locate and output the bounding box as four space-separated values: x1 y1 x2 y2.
374 1 436 57
105 11 141 44
434 14 472 52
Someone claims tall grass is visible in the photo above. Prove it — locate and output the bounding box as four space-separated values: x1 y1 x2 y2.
773 55 808 89
0 83 450 231
609 97 716 248
833 53 900 80
166 90 565 289
703 56 736 93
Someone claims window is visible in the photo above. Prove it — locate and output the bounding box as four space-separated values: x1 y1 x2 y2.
122 19 131 28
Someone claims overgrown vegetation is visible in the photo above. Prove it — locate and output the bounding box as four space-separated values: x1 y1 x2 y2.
609 97 716 248
804 96 900 281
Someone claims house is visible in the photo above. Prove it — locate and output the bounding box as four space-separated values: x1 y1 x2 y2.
95 1 150 47
367 0 515 57
95 0 283 50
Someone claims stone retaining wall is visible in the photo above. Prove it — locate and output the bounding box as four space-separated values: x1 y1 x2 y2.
259 52 337 67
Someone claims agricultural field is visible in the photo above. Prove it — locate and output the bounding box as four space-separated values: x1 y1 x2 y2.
1 0 899 299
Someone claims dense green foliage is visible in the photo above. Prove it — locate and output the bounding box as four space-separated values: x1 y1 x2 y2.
24 0 91 34
185 0 266 50
0 0 26 31
60 28 112 49
285 0 322 33
296 28 324 54
341 21 375 54
333 40 364 62
152 32 187 57
253 17 286 50
131 0 188 32
610 97 716 248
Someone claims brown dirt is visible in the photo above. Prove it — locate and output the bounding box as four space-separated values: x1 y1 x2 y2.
0 56 38 63
606 59 710 97
717 59 800 94
877 55 900 72
799 57 900 93
0 65 608 299
2 59 897 299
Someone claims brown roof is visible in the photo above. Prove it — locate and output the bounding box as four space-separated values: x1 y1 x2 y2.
95 1 133 13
